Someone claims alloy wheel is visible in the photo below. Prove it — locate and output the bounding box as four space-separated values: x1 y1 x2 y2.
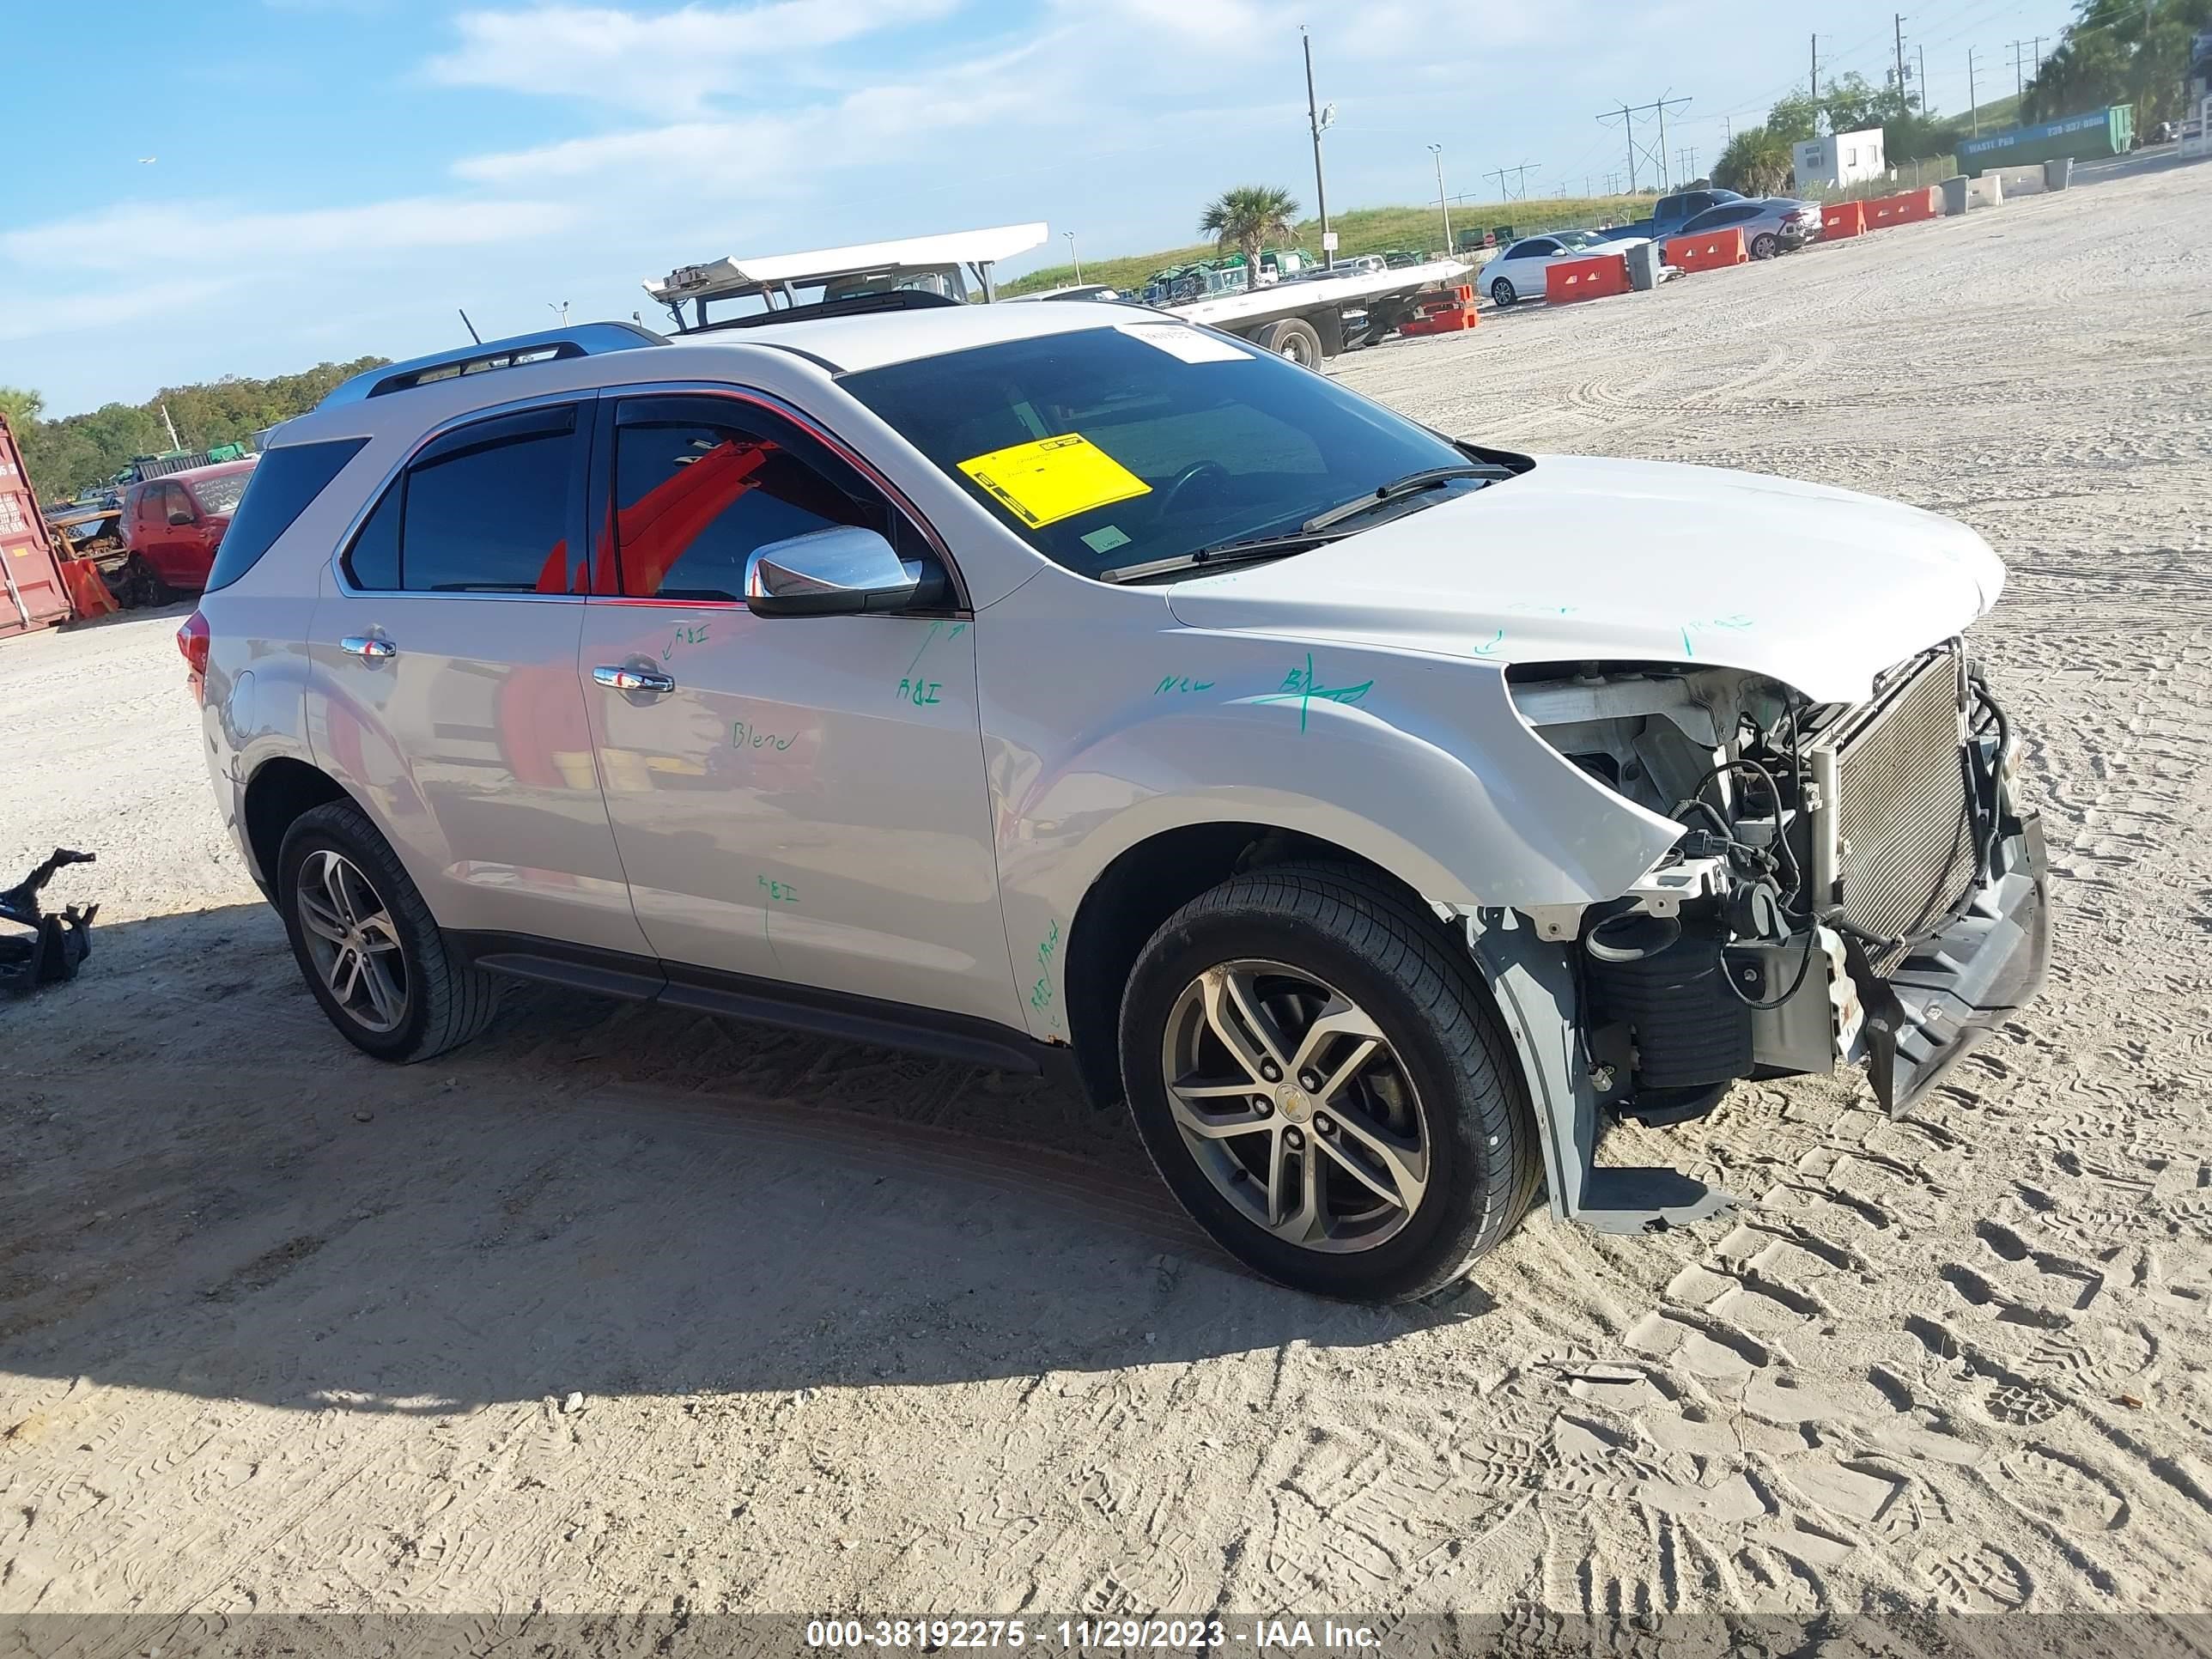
1158 959 1429 1253
295 848 410 1033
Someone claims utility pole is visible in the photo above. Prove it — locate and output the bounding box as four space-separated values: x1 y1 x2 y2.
2010 39 2027 99
1598 93 1691 194
1968 46 1978 134
1810 34 1820 132
1917 46 1929 112
1302 28 1335 270
1427 145 1452 253
2033 34 2045 74
1894 15 1908 107
159 403 181 451
1678 146 1698 181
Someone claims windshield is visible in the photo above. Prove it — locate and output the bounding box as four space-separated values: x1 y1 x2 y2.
842 324 1474 580
188 469 253 516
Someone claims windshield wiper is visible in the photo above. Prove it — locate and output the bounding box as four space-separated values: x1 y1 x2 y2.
1298 464 1505 534
1096 532 1340 586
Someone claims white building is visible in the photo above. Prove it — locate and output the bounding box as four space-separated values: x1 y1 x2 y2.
1792 127 1887 190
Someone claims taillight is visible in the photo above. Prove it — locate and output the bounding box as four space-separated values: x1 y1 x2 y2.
177 610 210 701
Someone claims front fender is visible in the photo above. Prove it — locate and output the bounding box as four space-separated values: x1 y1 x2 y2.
981 599 1681 1041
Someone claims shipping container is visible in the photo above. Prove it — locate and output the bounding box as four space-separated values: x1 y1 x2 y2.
0 412 72 639
1957 105 2134 173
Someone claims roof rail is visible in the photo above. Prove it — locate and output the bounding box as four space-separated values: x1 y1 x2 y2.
316 321 666 410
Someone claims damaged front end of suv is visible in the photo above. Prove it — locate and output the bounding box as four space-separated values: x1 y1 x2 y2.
1475 644 2047 1232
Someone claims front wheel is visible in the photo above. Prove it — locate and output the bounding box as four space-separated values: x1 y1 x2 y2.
1118 862 1539 1301
1490 276 1518 308
1750 233 1779 259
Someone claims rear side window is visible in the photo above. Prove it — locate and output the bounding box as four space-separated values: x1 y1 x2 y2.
339 405 582 594
205 440 368 592
404 414 576 592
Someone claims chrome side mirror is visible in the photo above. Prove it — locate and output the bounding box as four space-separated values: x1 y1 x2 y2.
744 525 944 617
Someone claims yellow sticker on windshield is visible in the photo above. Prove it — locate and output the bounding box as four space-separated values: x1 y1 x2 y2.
957 434 1151 529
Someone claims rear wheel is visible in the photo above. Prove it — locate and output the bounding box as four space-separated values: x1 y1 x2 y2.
1490 276 1518 308
1750 233 1780 259
278 799 499 1062
1118 862 1539 1302
1255 317 1324 368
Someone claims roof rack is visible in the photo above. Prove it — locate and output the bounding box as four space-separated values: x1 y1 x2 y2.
316 322 666 410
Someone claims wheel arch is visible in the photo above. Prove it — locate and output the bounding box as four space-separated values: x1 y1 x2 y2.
241 755 350 894
1060 821 1436 1109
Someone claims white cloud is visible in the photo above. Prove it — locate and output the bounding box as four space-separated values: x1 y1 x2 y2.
426 0 963 113
1 196 576 276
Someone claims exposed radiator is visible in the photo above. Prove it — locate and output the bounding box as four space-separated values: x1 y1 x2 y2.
1815 649 1978 973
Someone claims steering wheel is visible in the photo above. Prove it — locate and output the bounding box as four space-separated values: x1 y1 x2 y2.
1159 459 1231 516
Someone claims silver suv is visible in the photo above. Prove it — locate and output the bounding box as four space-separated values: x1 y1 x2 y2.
186 302 2048 1302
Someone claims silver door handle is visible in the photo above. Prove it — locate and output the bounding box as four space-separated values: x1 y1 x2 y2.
593 665 676 694
340 635 396 659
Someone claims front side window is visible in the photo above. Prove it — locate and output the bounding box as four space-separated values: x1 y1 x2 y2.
843 324 1477 582
610 401 884 602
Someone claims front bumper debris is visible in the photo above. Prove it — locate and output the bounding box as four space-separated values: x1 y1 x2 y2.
1851 812 2049 1115
0 848 98 997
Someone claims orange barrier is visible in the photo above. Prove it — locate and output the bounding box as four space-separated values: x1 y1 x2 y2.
58 560 118 620
1546 253 1630 304
1821 200 1867 238
1662 228 1748 272
1863 186 1942 228
1400 283 1480 335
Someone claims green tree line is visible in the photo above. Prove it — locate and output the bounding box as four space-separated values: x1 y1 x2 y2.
2021 0 2212 128
0 358 388 501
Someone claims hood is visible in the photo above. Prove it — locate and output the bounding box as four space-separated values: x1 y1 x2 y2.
1165 455 2004 704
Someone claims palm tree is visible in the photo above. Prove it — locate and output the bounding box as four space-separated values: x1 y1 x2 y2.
1199 185 1300 287
1712 128 1796 197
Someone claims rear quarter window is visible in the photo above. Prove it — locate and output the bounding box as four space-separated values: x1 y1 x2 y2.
205 439 370 592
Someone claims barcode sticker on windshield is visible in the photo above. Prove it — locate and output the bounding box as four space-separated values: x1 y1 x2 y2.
957 434 1152 528
1116 322 1254 364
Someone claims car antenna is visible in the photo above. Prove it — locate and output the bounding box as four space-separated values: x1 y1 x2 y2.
456 307 483 345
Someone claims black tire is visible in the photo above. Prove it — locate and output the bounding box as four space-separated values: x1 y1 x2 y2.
1749 233 1779 260
1489 276 1518 308
1255 317 1324 368
115 554 169 609
1118 861 1540 1302
276 799 499 1063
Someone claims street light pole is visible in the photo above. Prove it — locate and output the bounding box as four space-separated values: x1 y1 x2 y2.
1063 229 1081 283
1303 28 1334 270
1427 144 1452 254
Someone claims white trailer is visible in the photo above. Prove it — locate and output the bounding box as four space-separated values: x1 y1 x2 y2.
1169 258 1474 365
646 226 1474 364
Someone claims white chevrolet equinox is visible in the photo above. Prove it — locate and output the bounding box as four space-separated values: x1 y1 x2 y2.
185 297 2048 1301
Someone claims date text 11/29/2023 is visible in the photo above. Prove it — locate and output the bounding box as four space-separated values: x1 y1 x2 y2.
803 1619 1380 1651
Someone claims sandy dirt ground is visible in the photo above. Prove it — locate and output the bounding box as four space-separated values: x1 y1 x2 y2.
4 158 2212 1630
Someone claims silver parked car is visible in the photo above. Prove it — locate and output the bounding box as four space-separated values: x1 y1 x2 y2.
184 300 2046 1301
1675 196 1824 258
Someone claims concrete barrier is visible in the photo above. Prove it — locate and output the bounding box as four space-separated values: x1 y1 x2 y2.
1662 229 1749 272
1966 173 2006 210
1547 253 1631 304
1980 164 2047 197
1822 201 1868 238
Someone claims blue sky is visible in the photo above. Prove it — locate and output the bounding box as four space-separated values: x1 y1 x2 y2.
3 0 2081 415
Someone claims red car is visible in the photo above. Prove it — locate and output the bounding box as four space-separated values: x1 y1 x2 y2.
118 458 258 604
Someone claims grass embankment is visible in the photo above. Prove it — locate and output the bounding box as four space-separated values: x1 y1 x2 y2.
1000 195 1644 295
